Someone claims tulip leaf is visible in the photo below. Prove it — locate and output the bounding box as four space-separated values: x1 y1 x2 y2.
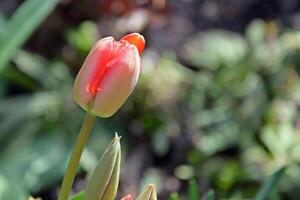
254 167 286 200
0 0 58 71
69 191 84 200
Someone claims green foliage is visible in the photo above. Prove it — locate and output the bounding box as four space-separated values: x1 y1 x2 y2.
0 175 27 200
0 2 300 198
255 167 286 200
183 30 247 69
205 190 215 200
169 193 180 200
66 21 99 53
0 0 58 71
139 20 300 199
188 179 200 200
69 192 84 200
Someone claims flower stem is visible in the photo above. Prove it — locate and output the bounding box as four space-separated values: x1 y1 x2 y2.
58 112 96 200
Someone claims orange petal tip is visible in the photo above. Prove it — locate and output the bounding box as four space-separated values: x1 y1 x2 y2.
121 33 145 55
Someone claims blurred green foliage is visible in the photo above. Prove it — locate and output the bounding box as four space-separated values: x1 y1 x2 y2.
0 1 300 199
188 180 200 200
0 0 58 70
134 19 300 199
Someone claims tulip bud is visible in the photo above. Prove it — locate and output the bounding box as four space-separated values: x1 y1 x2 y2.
121 194 132 200
84 133 121 200
136 184 157 200
73 33 145 117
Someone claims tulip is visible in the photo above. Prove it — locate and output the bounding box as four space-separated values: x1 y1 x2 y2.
136 184 157 200
121 194 132 200
73 33 145 117
84 133 121 200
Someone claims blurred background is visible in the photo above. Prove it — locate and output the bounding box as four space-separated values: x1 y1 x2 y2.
1 0 300 199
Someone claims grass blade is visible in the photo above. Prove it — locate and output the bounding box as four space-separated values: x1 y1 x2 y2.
254 166 286 200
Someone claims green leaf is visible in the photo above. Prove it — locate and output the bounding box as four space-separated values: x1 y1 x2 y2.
0 175 27 200
254 167 286 200
182 31 247 69
0 92 63 139
188 179 200 200
169 192 180 200
0 13 7 37
13 50 72 89
205 190 215 200
1 65 38 91
0 0 58 71
0 79 7 97
246 20 266 46
0 129 71 193
69 191 84 200
66 21 99 53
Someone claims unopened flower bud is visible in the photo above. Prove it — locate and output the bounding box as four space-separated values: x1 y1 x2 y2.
73 33 145 117
121 194 132 200
136 184 157 200
84 133 121 200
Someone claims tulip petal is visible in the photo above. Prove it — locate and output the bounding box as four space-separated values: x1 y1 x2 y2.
73 33 144 117
91 44 140 117
73 37 114 111
121 33 145 55
121 194 132 200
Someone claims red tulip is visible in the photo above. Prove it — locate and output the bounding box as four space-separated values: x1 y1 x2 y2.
121 194 132 200
73 33 145 117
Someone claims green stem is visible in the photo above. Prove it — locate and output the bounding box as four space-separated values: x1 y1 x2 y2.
58 113 96 200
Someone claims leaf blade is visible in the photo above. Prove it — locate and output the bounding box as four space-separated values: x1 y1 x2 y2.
69 191 84 200
254 167 286 200
0 0 58 71
188 179 200 200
